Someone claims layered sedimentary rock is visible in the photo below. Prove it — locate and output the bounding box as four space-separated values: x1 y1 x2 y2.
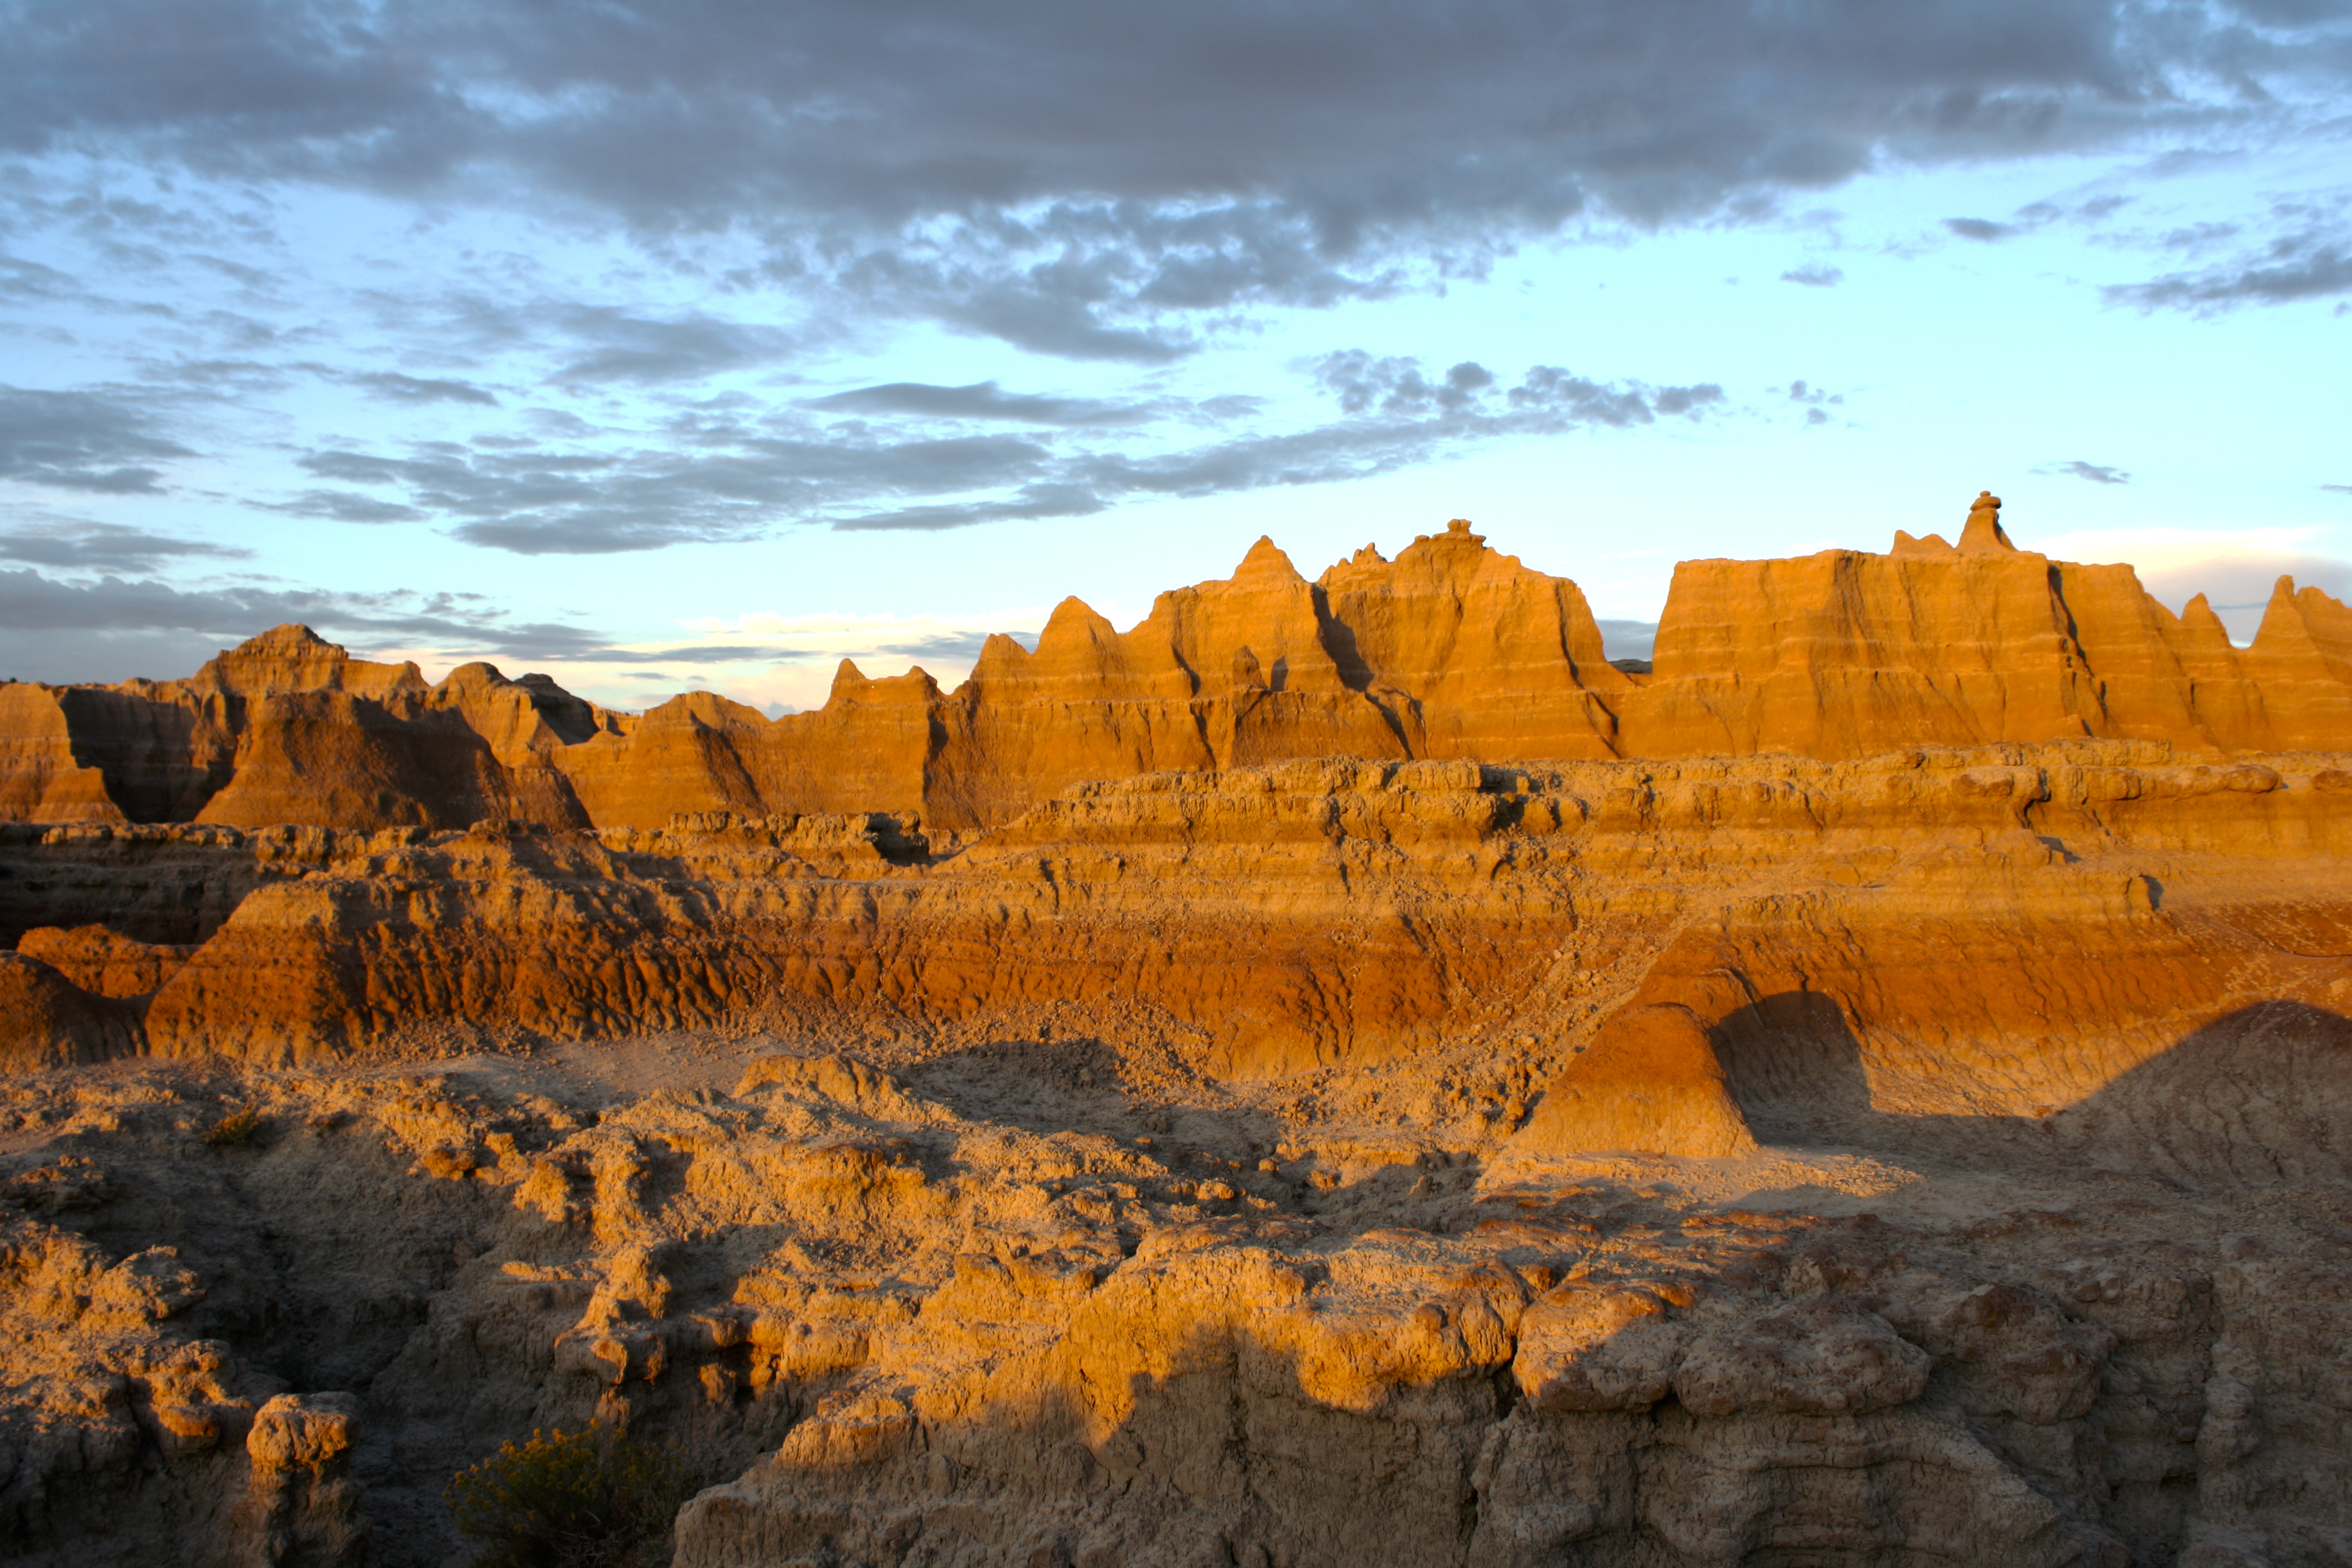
6 741 2347 1090
10 496 2345 834
3 745 2350 1564
0 624 626 832
4 946 2348 1566
6 493 2352 1568
1615 491 2352 758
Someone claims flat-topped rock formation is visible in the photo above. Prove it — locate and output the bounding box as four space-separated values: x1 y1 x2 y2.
7 495 2346 832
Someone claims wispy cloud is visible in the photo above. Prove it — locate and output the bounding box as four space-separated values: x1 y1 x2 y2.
2037 459 2131 485
0 384 193 494
0 519 251 571
257 356 1729 551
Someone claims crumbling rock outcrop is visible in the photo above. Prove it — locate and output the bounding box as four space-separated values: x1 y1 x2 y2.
6 742 2350 1098
5 495 2352 1567
9 497 2349 833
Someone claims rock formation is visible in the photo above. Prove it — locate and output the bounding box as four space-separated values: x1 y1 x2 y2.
3 495 2351 1567
10 497 2346 833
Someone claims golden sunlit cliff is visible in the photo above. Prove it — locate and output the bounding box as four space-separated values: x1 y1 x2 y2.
8 495 2348 834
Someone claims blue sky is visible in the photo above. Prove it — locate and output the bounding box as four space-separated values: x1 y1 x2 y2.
3 0 2346 712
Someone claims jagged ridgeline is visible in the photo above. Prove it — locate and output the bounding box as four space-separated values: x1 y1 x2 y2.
6 495 2348 832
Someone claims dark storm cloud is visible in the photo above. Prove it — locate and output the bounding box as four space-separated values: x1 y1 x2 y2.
7 0 2346 348
0 384 192 493
2039 459 2131 484
810 381 1149 427
0 519 251 570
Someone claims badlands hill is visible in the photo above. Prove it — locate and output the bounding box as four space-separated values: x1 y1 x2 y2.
6 492 2350 834
1 493 2349 1568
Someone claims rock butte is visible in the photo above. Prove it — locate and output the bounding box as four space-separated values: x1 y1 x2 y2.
8 495 2352 834
0 494 2348 1567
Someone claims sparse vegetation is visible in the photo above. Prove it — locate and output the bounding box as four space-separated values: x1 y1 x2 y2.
446 1423 698 1568
202 1107 262 1147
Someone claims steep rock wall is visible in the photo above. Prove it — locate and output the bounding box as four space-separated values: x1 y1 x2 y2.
7 497 2351 834
7 744 2348 1093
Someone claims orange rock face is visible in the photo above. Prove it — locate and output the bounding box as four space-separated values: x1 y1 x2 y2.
4 485 2352 1567
15 495 2339 834
4 742 2345 1094
0 624 631 831
1615 491 2352 758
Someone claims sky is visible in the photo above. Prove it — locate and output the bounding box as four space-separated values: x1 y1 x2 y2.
2 0 2348 713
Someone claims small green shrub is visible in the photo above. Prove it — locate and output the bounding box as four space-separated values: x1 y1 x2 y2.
446 1424 696 1568
202 1108 261 1147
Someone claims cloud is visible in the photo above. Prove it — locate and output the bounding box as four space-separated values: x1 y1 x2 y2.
595 642 793 666
827 485 1109 533
552 310 801 384
1317 356 1498 417
2027 525 2352 643
283 354 1728 548
1944 217 2020 242
0 566 614 683
511 606 1058 714
2106 228 2352 313
0 519 251 571
809 381 1149 426
1595 618 1658 661
262 489 430 523
2038 459 2131 484
2324 483 2352 495
9 0 2345 350
836 359 1724 531
1780 262 1844 286
0 384 192 493
347 371 498 406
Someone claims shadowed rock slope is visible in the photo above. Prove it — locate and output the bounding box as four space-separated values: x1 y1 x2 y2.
8 495 2350 832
